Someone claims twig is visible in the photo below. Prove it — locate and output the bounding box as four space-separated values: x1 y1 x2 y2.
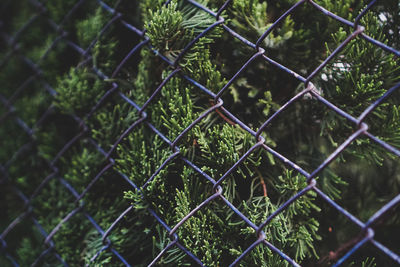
210 99 236 125
255 168 267 197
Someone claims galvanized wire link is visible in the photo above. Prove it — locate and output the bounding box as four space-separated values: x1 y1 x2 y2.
0 0 399 266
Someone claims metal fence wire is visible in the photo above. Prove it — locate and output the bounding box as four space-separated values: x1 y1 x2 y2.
0 0 399 266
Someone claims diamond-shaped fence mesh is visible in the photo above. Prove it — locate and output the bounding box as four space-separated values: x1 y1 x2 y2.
0 0 399 266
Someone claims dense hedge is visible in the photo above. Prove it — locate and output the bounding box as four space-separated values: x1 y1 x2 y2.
0 0 399 266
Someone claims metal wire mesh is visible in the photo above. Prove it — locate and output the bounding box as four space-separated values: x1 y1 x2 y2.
0 0 399 266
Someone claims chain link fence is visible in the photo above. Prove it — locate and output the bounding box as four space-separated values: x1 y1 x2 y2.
0 0 399 266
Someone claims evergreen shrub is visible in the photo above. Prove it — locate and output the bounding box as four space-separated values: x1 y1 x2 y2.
0 0 399 266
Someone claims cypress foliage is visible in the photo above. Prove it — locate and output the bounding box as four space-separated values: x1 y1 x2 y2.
0 0 399 266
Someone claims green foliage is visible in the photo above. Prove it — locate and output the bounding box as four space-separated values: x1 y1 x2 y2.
14 84 51 127
16 237 41 265
1 0 400 266
62 146 103 191
173 180 225 265
76 5 119 74
130 49 162 104
157 81 198 140
146 0 222 69
54 67 104 115
44 0 81 23
81 229 114 266
146 2 184 53
76 7 109 48
89 102 139 149
115 126 172 185
230 0 294 48
318 13 400 160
